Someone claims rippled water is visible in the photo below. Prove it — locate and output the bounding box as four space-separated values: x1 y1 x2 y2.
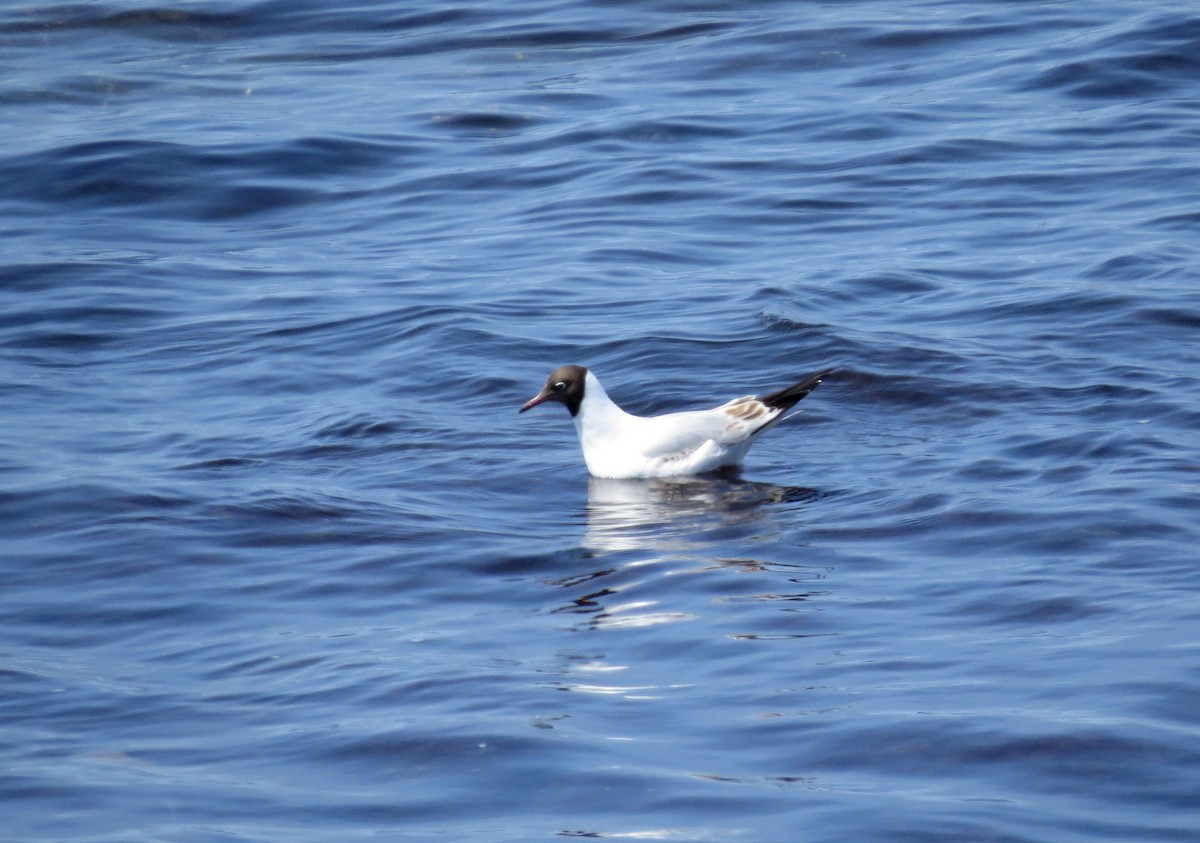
3 1 1199 841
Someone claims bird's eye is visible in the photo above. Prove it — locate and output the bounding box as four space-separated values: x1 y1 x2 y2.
553 381 566 392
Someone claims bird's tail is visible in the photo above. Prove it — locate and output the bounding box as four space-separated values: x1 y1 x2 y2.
761 368 836 412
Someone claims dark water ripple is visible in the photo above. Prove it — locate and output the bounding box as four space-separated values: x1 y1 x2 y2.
2 1 1200 841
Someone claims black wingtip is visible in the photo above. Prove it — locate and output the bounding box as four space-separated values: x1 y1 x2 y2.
761 367 836 411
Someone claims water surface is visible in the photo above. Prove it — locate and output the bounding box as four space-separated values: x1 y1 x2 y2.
2 1 1199 841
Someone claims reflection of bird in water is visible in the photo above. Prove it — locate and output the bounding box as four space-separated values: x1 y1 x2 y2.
583 471 820 554
547 473 824 630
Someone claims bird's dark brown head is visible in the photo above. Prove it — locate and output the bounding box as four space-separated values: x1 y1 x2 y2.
519 365 588 416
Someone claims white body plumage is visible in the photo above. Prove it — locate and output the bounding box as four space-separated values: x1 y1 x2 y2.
520 365 833 480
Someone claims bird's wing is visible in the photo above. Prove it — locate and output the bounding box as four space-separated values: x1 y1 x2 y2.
635 399 780 458
711 396 785 443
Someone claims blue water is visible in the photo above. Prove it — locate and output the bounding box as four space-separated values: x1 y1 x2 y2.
3 1 1199 840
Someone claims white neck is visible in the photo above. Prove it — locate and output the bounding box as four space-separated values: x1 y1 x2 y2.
574 370 631 434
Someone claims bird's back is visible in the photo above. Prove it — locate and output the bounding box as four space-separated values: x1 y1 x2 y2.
579 402 777 479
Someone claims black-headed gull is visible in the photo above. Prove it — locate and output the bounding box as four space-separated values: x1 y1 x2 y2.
519 365 834 479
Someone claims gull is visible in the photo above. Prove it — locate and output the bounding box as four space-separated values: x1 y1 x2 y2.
519 365 834 479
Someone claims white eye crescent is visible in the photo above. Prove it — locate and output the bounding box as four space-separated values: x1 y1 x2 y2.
553 381 566 391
